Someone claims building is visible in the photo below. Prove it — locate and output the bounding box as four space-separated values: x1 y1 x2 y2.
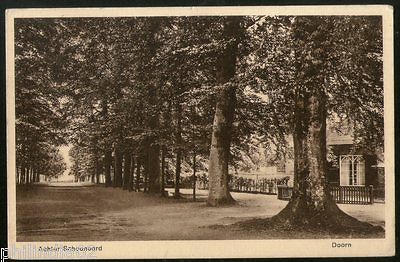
326 126 384 198
279 119 384 200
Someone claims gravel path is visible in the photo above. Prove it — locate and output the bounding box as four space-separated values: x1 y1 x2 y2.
16 185 385 241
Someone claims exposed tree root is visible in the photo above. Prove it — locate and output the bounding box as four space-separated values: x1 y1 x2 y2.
237 197 383 235
206 194 236 207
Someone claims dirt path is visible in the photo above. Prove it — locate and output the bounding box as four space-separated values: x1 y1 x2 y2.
16 185 385 241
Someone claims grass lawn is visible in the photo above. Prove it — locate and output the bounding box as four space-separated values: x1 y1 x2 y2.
15 185 385 241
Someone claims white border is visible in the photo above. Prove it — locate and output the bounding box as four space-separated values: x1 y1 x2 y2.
6 5 395 259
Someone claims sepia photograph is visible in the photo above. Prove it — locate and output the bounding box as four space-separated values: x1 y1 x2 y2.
6 6 395 259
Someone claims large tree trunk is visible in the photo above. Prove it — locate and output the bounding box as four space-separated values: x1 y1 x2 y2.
146 84 161 193
207 17 240 206
271 87 381 232
174 102 182 198
135 157 141 192
114 144 123 187
145 19 162 194
161 146 167 197
192 151 197 201
104 149 112 187
95 156 101 184
123 151 132 190
128 156 135 192
147 142 160 193
143 152 149 192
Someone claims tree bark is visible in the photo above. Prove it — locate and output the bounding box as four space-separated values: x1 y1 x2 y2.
192 151 197 201
143 152 149 192
135 156 141 192
91 172 95 183
147 142 160 193
207 17 240 206
21 166 26 184
27 167 31 184
95 156 100 184
161 146 167 197
174 102 182 198
16 166 20 184
104 149 112 187
145 19 162 194
128 156 135 192
123 151 132 190
114 144 123 187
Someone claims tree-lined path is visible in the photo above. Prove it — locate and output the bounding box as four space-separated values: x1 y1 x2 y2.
15 15 384 239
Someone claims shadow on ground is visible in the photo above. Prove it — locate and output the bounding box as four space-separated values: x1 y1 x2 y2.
15 185 385 241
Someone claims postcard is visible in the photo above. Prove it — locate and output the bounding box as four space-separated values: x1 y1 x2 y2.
6 5 395 259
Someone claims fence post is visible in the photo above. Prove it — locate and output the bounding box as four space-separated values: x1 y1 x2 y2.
337 186 341 203
369 185 374 204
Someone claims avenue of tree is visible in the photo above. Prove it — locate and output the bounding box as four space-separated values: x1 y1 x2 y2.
15 16 383 231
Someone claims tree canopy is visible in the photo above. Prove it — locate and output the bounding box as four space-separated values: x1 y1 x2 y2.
15 15 383 220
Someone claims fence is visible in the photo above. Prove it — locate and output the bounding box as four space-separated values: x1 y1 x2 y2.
230 177 282 195
195 174 289 195
330 185 374 205
277 185 374 205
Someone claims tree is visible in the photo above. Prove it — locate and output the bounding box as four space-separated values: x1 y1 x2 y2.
15 19 68 184
247 16 384 231
207 17 243 206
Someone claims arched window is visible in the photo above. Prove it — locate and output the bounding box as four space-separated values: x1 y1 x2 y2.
339 155 365 186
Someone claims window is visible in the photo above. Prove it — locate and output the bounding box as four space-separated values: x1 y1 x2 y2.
339 155 365 186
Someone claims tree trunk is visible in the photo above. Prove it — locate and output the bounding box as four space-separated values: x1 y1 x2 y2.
31 168 35 183
144 19 162 194
95 156 100 184
91 172 95 183
147 142 160 193
136 157 141 192
114 144 123 187
207 17 240 206
27 167 31 184
104 149 112 187
161 146 167 197
21 166 26 184
271 87 381 232
128 156 135 192
16 166 20 184
146 91 161 193
143 153 149 192
192 151 197 201
34 169 38 183
123 151 132 190
192 106 197 201
174 102 182 198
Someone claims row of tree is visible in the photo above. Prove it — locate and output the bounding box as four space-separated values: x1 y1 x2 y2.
15 19 68 184
15 15 383 230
